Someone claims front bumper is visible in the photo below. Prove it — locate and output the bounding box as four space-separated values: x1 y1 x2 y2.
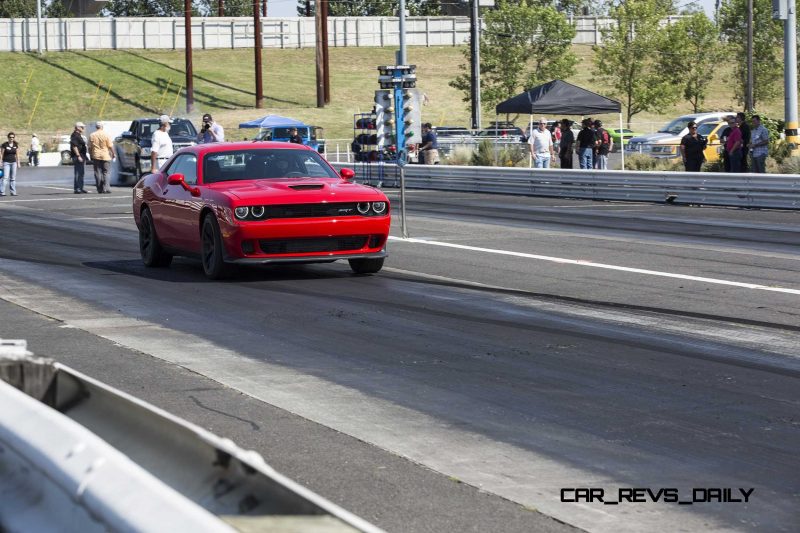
230 249 387 265
220 216 391 262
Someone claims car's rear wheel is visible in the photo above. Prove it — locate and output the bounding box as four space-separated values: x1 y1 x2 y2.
349 257 384 275
201 215 231 280
139 208 173 268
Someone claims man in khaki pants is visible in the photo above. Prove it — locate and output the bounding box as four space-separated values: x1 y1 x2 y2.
89 121 116 193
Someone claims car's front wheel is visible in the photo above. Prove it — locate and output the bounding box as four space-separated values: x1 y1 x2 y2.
349 257 384 275
201 215 231 280
139 208 173 268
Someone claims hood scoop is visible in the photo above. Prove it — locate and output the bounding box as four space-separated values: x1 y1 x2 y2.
289 184 325 191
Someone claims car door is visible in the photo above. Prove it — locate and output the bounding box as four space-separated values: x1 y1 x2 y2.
163 154 202 253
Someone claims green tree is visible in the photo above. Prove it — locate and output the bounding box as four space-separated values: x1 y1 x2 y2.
450 0 578 113
717 0 783 108
296 0 440 17
102 0 198 16
661 12 721 112
593 0 679 126
0 0 37 17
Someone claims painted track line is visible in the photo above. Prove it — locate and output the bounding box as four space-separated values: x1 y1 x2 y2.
389 236 800 296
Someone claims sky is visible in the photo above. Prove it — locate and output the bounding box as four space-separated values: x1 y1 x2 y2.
267 0 719 19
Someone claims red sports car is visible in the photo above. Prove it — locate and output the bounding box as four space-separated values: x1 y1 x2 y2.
132 142 390 279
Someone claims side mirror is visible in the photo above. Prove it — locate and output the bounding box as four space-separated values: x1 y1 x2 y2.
167 173 185 185
708 134 718 142
340 168 356 180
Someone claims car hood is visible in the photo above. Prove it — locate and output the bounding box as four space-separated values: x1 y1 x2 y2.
213 179 384 203
627 133 678 143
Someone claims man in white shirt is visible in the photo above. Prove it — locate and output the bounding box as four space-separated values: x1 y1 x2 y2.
528 117 554 168
150 115 173 171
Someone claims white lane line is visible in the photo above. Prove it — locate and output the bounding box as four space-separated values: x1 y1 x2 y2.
39 186 74 191
389 236 800 296
0 195 114 202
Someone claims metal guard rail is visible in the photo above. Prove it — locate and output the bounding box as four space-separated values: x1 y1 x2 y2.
331 163 800 210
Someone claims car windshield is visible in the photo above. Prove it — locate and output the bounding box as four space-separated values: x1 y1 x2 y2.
203 149 337 184
658 117 695 135
139 120 197 139
696 123 719 136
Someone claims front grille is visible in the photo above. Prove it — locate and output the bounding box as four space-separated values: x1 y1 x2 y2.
259 236 368 254
264 203 359 219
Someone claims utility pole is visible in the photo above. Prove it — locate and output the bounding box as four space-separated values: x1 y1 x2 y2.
35 0 42 55
322 0 330 103
469 0 481 130
184 0 194 113
218 0 224 16
746 0 754 112
783 0 799 154
254 0 264 108
263 0 267 16
315 0 324 107
398 0 407 65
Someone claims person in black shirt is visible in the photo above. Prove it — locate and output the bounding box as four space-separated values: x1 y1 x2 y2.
288 127 303 144
680 121 707 172
576 119 597 169
1 132 21 196
736 112 751 172
558 119 575 169
70 122 89 193
420 123 440 165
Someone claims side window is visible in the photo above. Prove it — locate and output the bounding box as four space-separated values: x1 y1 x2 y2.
166 154 198 184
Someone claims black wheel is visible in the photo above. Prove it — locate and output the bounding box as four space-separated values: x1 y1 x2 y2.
349 257 384 275
139 208 173 267
201 215 231 280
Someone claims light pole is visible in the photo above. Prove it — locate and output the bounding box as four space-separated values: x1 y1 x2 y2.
785 0 798 153
469 0 481 130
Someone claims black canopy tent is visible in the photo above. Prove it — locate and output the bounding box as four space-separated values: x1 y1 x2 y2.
494 80 626 168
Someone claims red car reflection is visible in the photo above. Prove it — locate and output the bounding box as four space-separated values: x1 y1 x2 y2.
132 142 390 279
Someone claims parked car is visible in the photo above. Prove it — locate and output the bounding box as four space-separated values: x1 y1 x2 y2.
696 121 728 163
115 118 198 181
626 112 733 158
133 142 390 279
254 124 325 153
608 128 642 150
57 135 73 165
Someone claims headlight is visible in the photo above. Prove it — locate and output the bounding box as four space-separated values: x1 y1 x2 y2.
371 201 387 215
251 205 265 218
357 202 371 215
234 207 249 219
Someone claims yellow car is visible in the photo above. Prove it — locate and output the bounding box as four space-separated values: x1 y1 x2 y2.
696 121 728 163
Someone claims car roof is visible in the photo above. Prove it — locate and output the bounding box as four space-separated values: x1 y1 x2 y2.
182 141 315 155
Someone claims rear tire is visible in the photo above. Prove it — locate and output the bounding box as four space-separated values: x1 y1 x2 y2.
349 257 384 275
139 208 173 268
201 215 231 280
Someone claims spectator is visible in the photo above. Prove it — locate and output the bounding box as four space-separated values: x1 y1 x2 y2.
70 122 88 194
29 133 40 167
749 115 769 173
725 117 744 173
0 132 20 196
288 127 303 144
736 112 751 172
679 121 707 172
719 116 736 172
594 119 613 170
528 117 554 168
150 115 173 172
419 123 440 165
576 119 597 170
198 113 224 144
89 121 116 193
558 119 574 169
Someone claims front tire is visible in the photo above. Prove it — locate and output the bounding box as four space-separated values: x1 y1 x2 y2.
201 215 231 280
139 208 173 267
349 257 384 275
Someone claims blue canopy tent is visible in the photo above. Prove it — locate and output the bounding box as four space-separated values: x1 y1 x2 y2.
239 115 325 153
238 115 307 129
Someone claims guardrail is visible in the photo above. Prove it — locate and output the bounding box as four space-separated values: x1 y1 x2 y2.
330 163 800 210
0 340 382 533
